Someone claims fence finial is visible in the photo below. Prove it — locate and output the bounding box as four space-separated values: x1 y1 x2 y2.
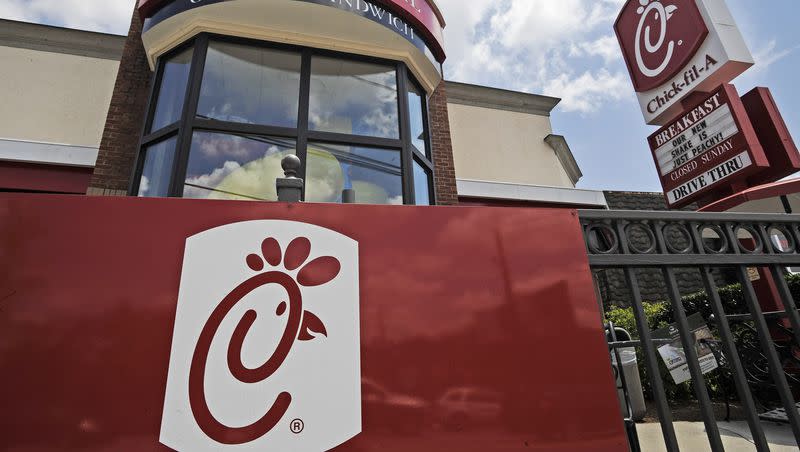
276 154 304 203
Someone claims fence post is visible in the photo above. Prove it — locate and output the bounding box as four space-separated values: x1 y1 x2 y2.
342 189 356 204
276 154 304 203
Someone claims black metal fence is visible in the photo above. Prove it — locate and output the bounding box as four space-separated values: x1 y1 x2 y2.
579 210 800 451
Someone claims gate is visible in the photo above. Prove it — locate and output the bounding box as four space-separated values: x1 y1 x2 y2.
579 209 800 451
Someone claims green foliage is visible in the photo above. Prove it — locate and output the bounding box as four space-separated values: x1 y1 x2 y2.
605 273 800 403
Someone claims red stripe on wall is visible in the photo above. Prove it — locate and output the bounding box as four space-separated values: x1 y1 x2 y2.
0 161 93 194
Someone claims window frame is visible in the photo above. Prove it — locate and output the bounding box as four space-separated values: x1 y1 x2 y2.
130 33 436 205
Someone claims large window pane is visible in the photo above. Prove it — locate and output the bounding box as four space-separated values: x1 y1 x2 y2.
183 131 296 201
197 42 301 127
309 57 399 138
150 48 193 131
408 83 429 157
413 161 432 205
138 136 178 197
305 143 402 205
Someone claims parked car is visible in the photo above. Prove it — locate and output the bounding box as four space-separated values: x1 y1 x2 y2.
435 386 504 431
362 378 429 434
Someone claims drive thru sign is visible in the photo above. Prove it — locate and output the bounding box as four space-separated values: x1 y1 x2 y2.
648 84 768 208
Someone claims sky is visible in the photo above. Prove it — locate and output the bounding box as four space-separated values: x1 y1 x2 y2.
0 0 797 193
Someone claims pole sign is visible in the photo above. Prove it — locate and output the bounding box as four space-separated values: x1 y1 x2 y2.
615 0 753 125
649 84 768 208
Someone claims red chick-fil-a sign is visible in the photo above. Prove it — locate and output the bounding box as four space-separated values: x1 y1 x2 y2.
0 194 628 452
615 0 753 125
647 84 769 208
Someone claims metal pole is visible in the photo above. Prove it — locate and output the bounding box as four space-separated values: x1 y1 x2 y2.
700 266 770 451
661 267 724 451
737 266 800 442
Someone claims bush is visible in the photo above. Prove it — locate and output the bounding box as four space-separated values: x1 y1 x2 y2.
605 273 800 403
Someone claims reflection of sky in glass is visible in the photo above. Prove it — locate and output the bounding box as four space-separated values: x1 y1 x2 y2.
150 48 192 132
413 161 431 205
138 136 177 197
309 57 399 138
306 143 402 205
197 42 301 127
408 84 428 156
183 132 295 201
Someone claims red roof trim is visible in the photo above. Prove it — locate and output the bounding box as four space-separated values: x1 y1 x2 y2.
699 178 800 212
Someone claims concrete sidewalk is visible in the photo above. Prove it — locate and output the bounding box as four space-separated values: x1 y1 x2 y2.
637 421 798 451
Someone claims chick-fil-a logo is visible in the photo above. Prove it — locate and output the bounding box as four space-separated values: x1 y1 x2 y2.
635 0 678 78
161 220 361 451
615 0 708 92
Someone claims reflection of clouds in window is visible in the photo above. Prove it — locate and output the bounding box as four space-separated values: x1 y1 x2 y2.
309 58 399 138
138 137 177 198
184 132 295 201
139 176 150 195
151 48 193 132
184 160 242 199
197 42 301 127
306 143 402 205
407 84 428 156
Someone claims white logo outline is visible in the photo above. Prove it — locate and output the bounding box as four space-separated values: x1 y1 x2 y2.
160 220 362 451
635 0 679 78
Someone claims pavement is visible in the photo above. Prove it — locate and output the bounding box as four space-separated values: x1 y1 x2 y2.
636 421 798 451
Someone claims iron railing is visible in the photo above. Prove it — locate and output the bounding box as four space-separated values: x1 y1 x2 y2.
579 210 800 452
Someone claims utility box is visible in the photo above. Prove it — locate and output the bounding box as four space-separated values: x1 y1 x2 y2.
608 328 647 422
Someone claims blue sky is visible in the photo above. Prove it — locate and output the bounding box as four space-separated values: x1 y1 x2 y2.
1 0 797 192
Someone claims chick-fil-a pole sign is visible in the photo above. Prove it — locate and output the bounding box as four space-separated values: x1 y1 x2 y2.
0 194 627 451
615 0 753 125
649 84 768 208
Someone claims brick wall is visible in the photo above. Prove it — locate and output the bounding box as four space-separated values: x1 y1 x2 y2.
428 81 458 206
87 3 152 196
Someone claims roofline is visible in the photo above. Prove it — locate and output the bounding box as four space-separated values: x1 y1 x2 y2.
444 81 561 117
545 134 583 186
0 19 126 61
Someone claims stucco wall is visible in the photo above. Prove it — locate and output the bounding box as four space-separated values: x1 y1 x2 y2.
447 103 574 188
0 46 119 148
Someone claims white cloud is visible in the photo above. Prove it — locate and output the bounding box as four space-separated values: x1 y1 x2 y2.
752 39 794 72
570 34 622 64
0 0 133 34
438 0 628 113
543 69 629 113
0 0 630 114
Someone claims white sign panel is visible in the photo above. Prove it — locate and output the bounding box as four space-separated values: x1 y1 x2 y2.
654 103 739 175
161 220 361 451
630 0 753 125
667 151 752 204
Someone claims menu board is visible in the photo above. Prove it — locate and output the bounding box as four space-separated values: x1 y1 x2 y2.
648 84 767 208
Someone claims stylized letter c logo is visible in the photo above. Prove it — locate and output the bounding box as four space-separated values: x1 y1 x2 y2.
635 2 675 78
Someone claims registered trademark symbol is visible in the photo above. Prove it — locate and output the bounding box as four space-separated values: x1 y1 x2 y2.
290 418 305 434
678 39 683 46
